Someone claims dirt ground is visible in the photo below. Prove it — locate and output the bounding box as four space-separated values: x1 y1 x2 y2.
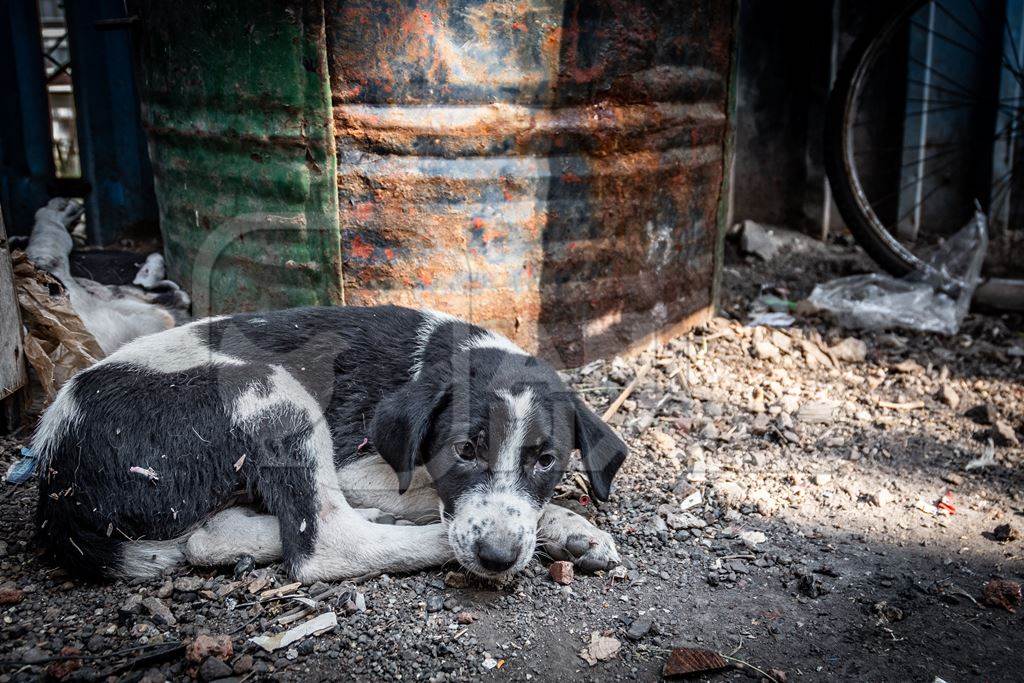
1 236 1022 682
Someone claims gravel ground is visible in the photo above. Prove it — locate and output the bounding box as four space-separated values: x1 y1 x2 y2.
1 238 1023 682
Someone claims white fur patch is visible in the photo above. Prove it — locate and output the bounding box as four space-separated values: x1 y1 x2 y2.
233 364 335 490
410 309 459 379
493 388 534 491
447 487 539 579
460 331 528 357
101 316 243 372
32 381 84 468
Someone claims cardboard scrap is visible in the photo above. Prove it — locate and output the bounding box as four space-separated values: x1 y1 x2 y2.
579 631 621 666
11 251 102 398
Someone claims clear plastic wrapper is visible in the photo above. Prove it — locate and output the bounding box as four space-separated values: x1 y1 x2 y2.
808 210 988 335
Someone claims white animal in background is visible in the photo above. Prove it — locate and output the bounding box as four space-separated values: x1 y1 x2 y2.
26 198 189 355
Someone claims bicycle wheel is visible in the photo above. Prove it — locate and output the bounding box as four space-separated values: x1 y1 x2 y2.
825 0 1024 278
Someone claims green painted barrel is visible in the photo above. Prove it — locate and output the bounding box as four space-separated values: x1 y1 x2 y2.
132 0 733 366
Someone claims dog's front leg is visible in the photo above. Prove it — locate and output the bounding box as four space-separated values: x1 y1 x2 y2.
186 499 450 581
538 504 620 573
291 494 453 583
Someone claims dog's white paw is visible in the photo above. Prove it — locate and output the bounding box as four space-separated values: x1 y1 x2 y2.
539 505 621 573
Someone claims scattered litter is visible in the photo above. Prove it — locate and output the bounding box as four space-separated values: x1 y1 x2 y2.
249 611 338 652
11 250 103 399
807 210 987 335
965 440 997 471
579 631 621 666
663 647 730 678
935 491 956 515
129 466 160 482
549 561 574 585
914 497 939 516
981 579 1022 612
233 454 246 471
748 312 795 328
5 447 37 484
747 293 797 328
482 655 498 670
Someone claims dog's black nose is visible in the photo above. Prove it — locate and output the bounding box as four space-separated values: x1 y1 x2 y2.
475 540 518 572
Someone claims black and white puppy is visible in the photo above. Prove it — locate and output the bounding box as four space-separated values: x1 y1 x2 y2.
34 306 627 582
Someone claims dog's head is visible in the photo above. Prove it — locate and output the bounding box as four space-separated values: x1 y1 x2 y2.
370 327 627 579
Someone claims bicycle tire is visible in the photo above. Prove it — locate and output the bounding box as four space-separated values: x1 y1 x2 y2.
824 0 931 278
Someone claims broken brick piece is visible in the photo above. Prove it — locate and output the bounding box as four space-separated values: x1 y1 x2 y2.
663 647 730 678
0 588 24 605
549 561 575 585
186 634 233 663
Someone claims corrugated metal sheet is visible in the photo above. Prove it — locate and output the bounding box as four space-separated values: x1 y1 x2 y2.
130 0 342 315
328 0 732 365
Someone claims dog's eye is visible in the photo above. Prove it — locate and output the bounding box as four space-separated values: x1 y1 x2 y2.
535 452 556 472
454 441 477 462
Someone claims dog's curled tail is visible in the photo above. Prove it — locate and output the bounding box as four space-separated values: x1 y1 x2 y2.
36 497 185 580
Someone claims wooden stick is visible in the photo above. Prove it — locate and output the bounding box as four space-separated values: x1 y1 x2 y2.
601 362 652 422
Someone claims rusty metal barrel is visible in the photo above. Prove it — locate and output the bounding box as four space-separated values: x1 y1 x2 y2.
133 0 733 366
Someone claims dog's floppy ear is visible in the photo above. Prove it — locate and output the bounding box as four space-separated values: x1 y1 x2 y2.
370 370 450 494
572 395 627 501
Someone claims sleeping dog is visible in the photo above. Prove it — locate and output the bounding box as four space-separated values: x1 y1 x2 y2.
34 306 626 582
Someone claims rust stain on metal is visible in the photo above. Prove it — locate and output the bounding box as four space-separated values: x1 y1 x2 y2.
328 0 732 365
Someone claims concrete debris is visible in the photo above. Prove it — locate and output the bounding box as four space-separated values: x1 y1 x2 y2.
937 384 960 410
829 337 867 363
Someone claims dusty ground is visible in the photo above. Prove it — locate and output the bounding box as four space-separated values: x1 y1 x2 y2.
1 237 1023 682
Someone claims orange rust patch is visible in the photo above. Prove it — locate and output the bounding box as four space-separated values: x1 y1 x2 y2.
349 235 374 259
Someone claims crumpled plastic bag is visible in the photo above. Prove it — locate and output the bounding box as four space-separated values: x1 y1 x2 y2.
12 250 103 399
808 210 988 335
